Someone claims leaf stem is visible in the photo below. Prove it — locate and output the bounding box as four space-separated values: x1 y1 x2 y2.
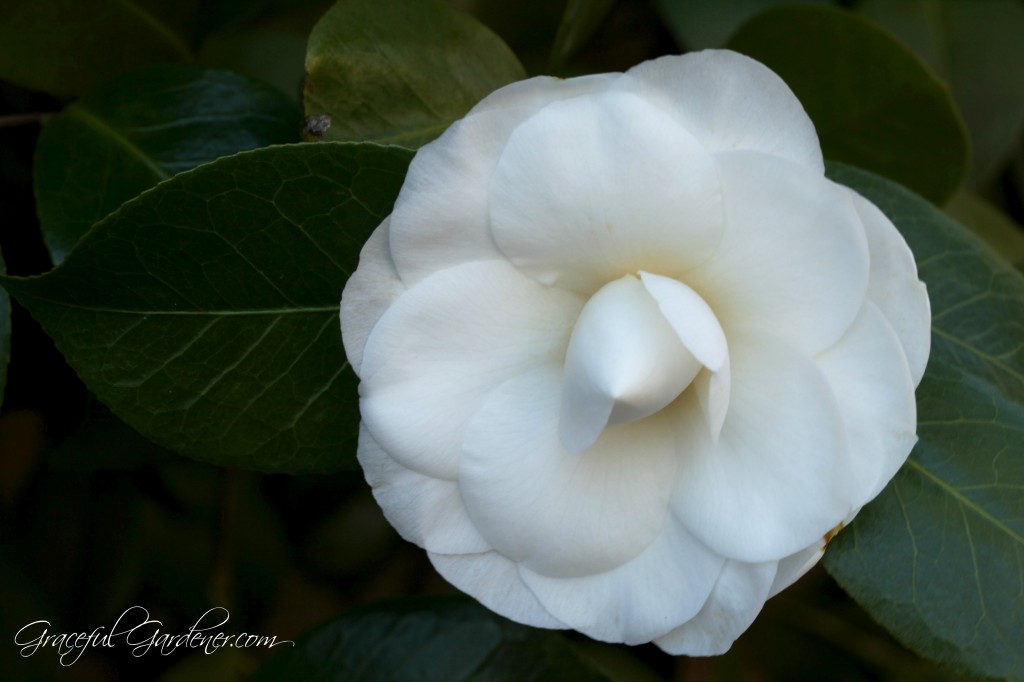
0 112 52 128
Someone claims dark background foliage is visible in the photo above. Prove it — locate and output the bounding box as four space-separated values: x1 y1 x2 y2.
1 0 1023 680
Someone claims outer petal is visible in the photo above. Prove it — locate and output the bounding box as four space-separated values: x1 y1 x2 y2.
460 365 679 578
519 517 724 645
848 188 931 386
768 542 825 599
489 89 724 294
429 551 567 630
359 260 582 480
621 50 824 173
686 151 870 356
670 330 851 563
815 301 918 505
357 424 489 554
655 559 778 656
340 218 406 376
389 74 617 287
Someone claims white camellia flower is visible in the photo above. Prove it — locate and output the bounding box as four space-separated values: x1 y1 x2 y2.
340 50 930 655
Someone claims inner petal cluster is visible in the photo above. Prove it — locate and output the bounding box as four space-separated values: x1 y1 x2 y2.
560 273 728 453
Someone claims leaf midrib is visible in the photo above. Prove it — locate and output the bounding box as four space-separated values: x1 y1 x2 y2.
69 106 171 182
933 327 1024 387
8 293 338 317
906 458 1024 547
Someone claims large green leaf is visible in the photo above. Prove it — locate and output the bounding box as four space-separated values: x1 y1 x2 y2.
252 597 612 681
858 0 1024 186
303 0 525 147
727 5 968 205
3 142 412 473
824 163 1024 680
651 0 832 50
0 0 197 98
34 64 301 265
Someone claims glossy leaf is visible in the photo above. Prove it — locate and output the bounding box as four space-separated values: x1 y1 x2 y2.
303 0 525 147
728 5 968 204
0 0 197 98
550 0 618 69
651 0 831 50
0 251 8 410
859 0 1024 186
252 597 612 682
34 64 301 264
3 142 413 473
824 163 1024 681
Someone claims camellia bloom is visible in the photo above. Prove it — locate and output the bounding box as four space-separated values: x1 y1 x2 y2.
340 50 930 654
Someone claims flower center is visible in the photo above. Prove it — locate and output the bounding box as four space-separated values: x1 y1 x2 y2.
559 272 730 453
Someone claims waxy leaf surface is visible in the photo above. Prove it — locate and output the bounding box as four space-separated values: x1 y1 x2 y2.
729 6 968 204
859 0 1024 185
252 597 611 682
4 142 412 473
0 0 196 97
825 163 1024 681
34 64 300 264
303 0 525 147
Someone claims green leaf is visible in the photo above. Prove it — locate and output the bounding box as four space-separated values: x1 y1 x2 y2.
550 0 618 69
945 190 1024 269
34 64 301 265
251 596 612 682
727 5 969 205
651 0 832 50
0 251 9 411
824 162 1024 680
3 142 413 473
0 0 198 98
303 0 526 147
858 0 1024 186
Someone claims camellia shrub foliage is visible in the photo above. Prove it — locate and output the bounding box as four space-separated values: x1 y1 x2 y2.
1 0 1022 680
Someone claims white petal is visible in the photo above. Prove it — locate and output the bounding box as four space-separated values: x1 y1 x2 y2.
670 330 852 563
359 260 582 479
848 188 931 386
340 218 406 376
815 302 918 505
560 275 701 454
621 50 824 173
639 272 727 371
767 542 825 599
640 271 731 441
429 551 566 630
356 424 490 554
519 517 724 645
694 360 730 446
655 559 778 656
687 151 870 356
469 71 619 117
460 365 679 578
489 88 724 294
388 74 617 287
